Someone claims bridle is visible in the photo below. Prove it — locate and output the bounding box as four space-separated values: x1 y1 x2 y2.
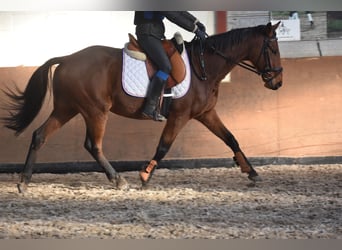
192 34 283 84
253 36 283 83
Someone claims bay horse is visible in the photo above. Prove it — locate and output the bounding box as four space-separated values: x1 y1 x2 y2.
2 22 282 193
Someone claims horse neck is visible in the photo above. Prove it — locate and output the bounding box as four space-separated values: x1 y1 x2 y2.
204 29 259 80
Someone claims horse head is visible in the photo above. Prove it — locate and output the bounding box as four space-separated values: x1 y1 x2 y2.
250 21 283 90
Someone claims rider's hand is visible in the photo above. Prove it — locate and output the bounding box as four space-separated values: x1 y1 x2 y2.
195 29 206 41
196 22 206 32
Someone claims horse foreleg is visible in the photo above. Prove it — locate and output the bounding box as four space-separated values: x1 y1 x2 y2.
140 115 189 187
196 109 261 182
83 116 128 190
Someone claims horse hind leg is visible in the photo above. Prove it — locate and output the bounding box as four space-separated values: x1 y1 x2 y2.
83 114 129 190
17 110 75 193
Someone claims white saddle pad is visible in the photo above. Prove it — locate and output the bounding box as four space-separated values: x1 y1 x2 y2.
122 49 191 99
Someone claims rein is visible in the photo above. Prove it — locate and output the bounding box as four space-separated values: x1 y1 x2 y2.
211 47 260 75
190 37 208 81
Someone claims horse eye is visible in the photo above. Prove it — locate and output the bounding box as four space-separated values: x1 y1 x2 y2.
269 46 277 54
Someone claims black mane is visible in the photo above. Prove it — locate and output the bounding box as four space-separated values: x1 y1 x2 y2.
184 24 268 53
206 24 267 51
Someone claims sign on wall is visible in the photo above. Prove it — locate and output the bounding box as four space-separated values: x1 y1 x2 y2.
272 19 301 41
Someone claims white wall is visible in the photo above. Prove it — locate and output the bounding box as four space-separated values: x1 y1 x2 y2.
0 11 214 67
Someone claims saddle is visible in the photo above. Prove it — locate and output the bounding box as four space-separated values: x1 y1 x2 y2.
124 33 186 88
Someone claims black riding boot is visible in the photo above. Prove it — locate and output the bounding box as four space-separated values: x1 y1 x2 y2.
142 76 167 121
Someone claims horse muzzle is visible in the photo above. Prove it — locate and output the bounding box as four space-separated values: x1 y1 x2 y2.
262 67 283 90
264 80 282 90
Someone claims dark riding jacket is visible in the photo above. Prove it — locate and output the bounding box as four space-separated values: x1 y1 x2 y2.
134 11 202 76
134 11 199 39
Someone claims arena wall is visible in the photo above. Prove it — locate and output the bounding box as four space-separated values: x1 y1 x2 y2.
0 56 341 165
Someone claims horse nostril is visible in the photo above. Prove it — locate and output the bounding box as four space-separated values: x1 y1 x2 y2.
275 81 282 89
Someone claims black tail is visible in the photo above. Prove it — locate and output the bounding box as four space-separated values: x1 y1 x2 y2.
1 57 64 136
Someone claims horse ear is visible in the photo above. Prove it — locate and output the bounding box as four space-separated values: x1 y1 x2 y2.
265 21 280 37
272 21 281 31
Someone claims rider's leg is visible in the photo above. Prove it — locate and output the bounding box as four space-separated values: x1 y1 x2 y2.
137 35 171 121
142 71 168 121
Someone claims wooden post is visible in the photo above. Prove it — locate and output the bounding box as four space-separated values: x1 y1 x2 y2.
215 11 227 33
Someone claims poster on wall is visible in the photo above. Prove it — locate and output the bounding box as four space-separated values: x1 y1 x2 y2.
272 19 301 41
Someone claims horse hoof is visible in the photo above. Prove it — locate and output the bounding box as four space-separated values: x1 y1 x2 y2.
116 176 129 190
139 171 153 189
140 173 153 189
248 174 262 182
17 183 27 194
140 182 150 190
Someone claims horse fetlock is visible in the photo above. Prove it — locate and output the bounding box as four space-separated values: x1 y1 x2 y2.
248 171 262 182
234 152 251 173
140 160 158 186
17 183 28 194
233 152 262 182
